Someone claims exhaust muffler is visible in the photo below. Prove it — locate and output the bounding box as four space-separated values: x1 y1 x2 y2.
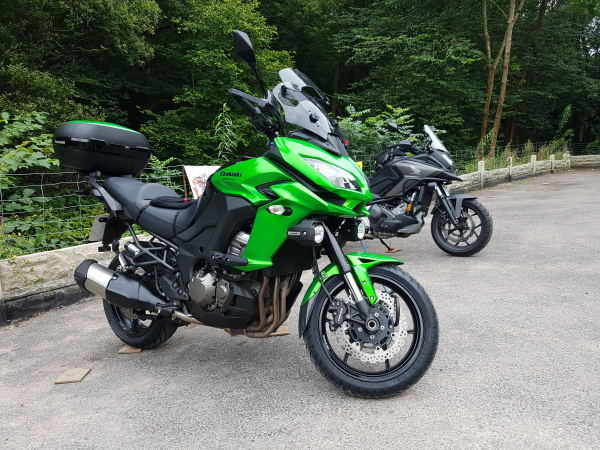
74 259 167 313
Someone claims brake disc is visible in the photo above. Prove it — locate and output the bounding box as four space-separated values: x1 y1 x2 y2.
442 212 476 244
121 308 139 320
334 290 408 364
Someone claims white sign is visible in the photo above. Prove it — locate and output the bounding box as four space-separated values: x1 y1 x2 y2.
183 165 219 199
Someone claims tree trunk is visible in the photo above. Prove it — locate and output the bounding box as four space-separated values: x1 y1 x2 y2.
480 0 507 157
488 0 526 158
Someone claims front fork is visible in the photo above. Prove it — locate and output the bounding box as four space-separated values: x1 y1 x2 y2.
321 225 373 316
298 224 404 337
434 183 460 227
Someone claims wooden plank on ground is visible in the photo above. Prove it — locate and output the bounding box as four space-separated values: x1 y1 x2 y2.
54 368 91 384
118 345 142 354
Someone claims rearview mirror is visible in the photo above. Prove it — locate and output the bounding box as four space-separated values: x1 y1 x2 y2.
233 30 257 71
387 122 399 133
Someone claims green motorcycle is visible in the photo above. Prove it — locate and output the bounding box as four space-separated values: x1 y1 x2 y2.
57 31 438 398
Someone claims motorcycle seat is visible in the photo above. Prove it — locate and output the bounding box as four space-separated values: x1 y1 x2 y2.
103 177 206 239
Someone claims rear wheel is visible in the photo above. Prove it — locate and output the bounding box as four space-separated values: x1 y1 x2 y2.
431 199 493 256
303 264 438 398
103 249 178 349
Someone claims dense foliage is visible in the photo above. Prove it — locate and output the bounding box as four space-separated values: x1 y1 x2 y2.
1 0 599 159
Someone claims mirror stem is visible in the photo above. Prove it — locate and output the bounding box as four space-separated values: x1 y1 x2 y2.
255 69 268 98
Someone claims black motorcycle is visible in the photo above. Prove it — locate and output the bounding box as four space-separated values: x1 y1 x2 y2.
364 123 493 256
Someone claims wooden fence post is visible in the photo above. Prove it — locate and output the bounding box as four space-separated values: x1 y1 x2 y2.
507 157 513 182
563 153 570 170
531 155 537 176
478 160 485 189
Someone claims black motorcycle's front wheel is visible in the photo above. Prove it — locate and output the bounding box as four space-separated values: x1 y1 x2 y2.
430 199 493 256
103 252 178 349
303 264 438 398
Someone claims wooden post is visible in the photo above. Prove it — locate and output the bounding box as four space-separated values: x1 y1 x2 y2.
531 154 537 176
563 153 570 170
507 157 513 182
550 154 555 172
478 160 485 189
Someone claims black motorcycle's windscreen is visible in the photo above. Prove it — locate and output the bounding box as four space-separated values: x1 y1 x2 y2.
424 125 449 153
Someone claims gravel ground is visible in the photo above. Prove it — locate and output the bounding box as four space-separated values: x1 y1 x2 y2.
1 168 598 449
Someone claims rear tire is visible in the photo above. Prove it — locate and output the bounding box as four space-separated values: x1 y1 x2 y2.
103 249 178 349
303 264 438 398
431 199 492 256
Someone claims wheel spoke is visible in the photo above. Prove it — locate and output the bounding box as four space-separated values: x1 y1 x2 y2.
344 352 350 364
385 359 391 371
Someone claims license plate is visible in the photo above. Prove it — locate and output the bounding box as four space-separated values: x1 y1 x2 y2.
89 214 110 242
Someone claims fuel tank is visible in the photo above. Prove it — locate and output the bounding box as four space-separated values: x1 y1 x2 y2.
369 158 445 198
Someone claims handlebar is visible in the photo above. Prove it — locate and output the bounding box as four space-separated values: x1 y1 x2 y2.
229 89 260 117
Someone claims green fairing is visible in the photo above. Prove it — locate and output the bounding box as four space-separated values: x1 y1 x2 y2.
302 252 404 306
274 137 371 214
210 137 372 272
211 157 293 205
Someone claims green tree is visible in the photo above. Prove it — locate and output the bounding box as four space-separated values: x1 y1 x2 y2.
139 0 293 162
331 0 485 149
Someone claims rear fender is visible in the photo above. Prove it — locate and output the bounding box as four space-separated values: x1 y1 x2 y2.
297 252 403 337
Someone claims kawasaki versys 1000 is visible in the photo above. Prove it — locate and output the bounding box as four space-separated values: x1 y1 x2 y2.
56 31 438 398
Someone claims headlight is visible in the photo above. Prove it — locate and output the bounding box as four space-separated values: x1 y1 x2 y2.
303 158 360 191
313 224 325 244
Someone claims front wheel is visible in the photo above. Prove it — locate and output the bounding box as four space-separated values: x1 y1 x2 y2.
431 199 493 256
303 264 438 398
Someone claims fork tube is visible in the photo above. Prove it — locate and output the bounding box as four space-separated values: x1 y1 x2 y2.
435 184 460 226
322 225 370 317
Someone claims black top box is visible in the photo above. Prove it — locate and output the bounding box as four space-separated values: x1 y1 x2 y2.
54 121 151 177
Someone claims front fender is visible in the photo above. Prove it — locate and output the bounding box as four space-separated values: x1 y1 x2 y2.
433 193 477 218
297 252 403 338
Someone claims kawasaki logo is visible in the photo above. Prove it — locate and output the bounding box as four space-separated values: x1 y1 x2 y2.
220 171 242 177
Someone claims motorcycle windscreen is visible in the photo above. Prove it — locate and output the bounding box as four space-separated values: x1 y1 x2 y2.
424 125 449 153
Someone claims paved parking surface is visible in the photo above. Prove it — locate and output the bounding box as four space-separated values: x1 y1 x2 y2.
1 169 599 449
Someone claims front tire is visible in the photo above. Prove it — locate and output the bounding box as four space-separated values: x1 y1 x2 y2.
103 252 178 349
431 199 493 256
303 264 438 398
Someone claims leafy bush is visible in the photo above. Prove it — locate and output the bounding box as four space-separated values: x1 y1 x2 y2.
337 105 416 158
0 111 105 258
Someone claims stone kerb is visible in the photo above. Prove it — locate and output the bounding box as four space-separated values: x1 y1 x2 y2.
449 155 593 193
0 242 114 324
0 235 152 325
571 154 600 168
